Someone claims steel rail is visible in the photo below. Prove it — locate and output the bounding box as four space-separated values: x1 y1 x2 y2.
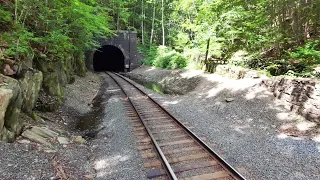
106 72 178 180
112 72 246 180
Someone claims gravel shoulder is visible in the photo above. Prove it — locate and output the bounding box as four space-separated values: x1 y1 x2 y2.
127 66 320 180
90 73 146 180
0 71 147 180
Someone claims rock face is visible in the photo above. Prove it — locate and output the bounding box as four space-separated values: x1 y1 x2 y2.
0 89 13 134
261 77 320 123
19 70 43 115
215 65 261 79
0 74 23 142
34 54 86 111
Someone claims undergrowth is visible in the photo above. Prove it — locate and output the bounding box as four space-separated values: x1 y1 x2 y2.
139 45 188 69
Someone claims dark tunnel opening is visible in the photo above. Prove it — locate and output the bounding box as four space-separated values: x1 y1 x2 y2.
93 45 125 72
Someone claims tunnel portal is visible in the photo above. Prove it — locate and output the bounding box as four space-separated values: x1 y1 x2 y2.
93 45 125 72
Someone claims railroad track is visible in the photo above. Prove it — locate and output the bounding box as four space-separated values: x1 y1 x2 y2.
107 72 246 180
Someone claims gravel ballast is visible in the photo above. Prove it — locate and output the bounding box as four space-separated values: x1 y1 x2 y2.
126 66 320 180
90 73 147 180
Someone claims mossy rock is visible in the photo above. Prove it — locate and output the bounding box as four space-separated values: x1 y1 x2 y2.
73 52 87 77
34 59 65 111
0 74 24 142
18 70 43 115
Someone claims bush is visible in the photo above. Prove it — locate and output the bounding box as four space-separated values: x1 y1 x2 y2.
168 53 188 69
141 45 188 69
153 52 172 68
288 40 320 65
138 45 157 65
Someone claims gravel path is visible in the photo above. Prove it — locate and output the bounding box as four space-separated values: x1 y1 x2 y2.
126 67 320 180
90 73 147 180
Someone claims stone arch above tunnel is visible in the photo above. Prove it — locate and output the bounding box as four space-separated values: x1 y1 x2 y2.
85 31 142 72
93 45 125 72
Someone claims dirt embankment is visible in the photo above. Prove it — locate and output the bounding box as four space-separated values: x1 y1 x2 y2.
126 66 202 95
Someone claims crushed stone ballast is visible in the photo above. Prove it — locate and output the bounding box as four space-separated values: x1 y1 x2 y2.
107 71 246 180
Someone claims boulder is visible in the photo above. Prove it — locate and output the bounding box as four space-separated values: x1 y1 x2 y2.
19 70 43 115
34 59 65 111
57 137 69 145
21 126 59 147
0 74 23 142
0 88 13 132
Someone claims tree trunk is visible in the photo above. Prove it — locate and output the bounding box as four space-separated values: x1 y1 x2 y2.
141 0 144 45
150 0 156 49
14 0 18 23
161 0 165 46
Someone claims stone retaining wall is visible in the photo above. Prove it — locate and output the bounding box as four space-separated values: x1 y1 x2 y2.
261 77 320 123
215 65 320 123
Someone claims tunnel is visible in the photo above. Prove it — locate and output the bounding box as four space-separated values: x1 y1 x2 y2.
93 45 125 72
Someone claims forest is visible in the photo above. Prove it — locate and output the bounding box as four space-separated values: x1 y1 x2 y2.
0 0 320 77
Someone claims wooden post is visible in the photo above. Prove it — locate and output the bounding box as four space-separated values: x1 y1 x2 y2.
204 38 210 70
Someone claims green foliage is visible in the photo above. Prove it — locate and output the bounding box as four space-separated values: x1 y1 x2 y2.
129 0 320 78
138 45 158 65
0 0 114 63
288 40 320 66
3 25 34 59
168 52 188 69
140 45 188 69
0 8 12 25
1 0 319 79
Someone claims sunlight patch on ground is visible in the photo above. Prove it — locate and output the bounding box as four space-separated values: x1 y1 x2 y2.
277 133 305 140
106 89 121 92
232 124 251 134
245 87 272 100
312 134 320 142
146 66 156 72
94 154 131 178
162 100 179 105
276 112 294 121
206 86 224 98
203 74 262 98
179 70 203 79
109 96 121 103
296 121 317 131
316 145 320 153
277 133 289 139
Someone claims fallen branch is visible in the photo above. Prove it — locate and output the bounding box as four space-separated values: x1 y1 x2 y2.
53 160 68 180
